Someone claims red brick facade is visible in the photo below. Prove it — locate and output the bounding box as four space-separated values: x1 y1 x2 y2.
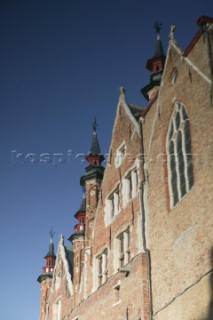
38 17 213 320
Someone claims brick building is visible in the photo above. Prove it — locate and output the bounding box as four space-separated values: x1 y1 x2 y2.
37 16 213 320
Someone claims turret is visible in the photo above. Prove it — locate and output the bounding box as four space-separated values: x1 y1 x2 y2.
80 119 105 240
141 21 166 100
80 118 105 187
68 196 86 243
37 230 56 320
68 196 86 304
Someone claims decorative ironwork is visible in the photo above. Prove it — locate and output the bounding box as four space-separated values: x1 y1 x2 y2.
154 21 162 34
92 117 98 133
49 227 55 243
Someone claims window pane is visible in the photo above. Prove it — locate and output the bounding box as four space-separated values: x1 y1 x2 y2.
184 120 194 189
182 106 188 120
169 141 179 205
99 256 102 275
175 111 181 130
177 131 186 197
169 122 174 140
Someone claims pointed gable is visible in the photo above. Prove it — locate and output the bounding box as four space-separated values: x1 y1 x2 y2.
52 235 74 296
91 88 143 244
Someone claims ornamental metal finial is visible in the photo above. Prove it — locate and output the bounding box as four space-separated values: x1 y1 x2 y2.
92 117 98 133
154 21 162 34
49 227 55 243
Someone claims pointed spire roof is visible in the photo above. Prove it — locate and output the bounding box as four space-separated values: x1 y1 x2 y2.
44 242 56 258
87 118 102 156
44 229 56 258
88 130 101 155
74 196 86 218
152 34 165 58
146 21 165 71
81 119 105 186
152 21 164 57
141 21 166 100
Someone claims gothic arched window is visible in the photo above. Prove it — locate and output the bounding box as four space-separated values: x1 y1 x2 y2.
167 102 194 207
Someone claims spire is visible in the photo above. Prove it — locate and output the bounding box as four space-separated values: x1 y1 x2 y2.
152 21 165 59
44 228 56 258
88 118 101 155
141 21 166 100
80 119 105 187
146 21 165 71
75 196 86 218
85 118 104 167
37 229 56 283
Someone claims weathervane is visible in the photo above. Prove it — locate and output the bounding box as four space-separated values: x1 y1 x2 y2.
49 227 55 243
92 117 98 133
154 21 162 34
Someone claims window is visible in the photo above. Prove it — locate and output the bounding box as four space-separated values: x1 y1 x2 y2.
97 249 108 286
115 143 125 168
105 185 120 223
118 228 130 267
123 168 138 205
167 102 194 207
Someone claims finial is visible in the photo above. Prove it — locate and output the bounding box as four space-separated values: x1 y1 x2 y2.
92 117 98 133
120 87 126 95
154 21 162 35
49 227 55 243
169 24 176 41
119 86 126 101
154 21 162 41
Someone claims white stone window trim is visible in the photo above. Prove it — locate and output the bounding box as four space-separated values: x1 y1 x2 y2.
166 101 194 208
116 226 131 269
115 141 126 168
122 165 139 207
95 248 108 289
104 183 121 226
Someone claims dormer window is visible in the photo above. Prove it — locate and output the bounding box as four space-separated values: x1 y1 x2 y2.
115 143 126 168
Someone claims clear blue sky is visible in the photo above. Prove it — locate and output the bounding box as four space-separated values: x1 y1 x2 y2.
0 1 212 319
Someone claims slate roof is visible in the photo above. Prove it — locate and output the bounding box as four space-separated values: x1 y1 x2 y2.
44 242 56 258
128 104 146 118
75 197 86 218
88 131 101 155
64 246 74 280
153 36 165 58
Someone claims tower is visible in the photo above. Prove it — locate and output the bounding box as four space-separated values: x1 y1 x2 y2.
37 230 56 320
141 21 166 100
80 118 105 240
68 196 86 303
67 120 105 304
